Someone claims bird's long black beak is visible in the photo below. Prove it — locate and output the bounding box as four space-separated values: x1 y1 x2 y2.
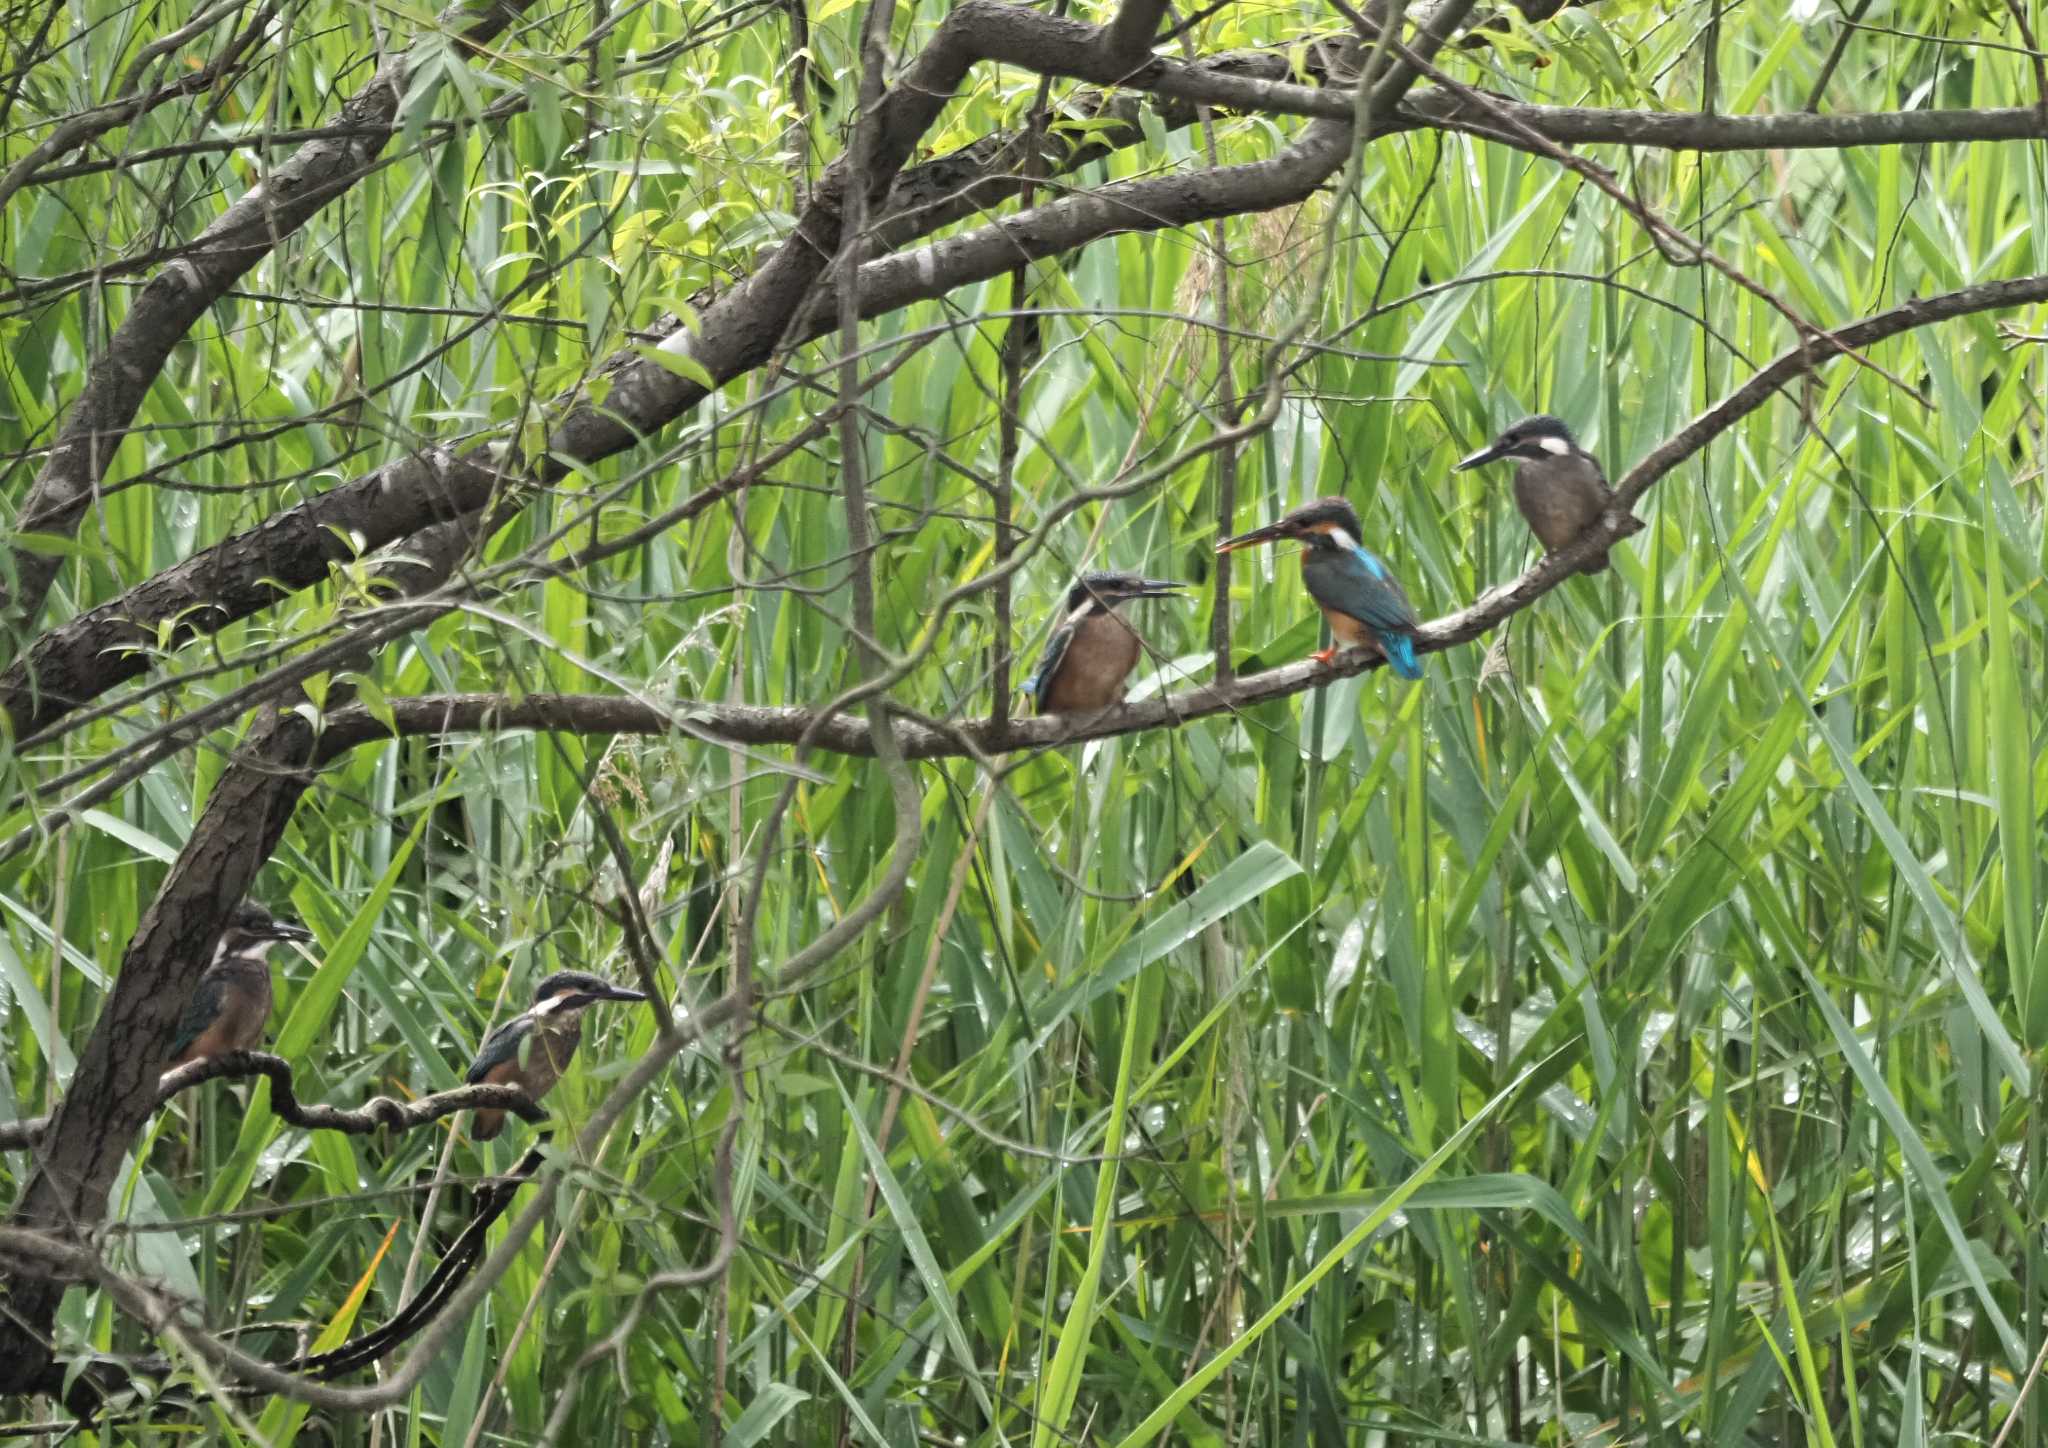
1127 577 1187 599
1454 439 1509 472
265 918 315 943
597 983 651 1003
1215 523 1292 553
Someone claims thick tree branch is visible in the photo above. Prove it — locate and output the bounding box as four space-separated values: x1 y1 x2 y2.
0 1053 546 1151
0 0 535 647
15 49 2048 738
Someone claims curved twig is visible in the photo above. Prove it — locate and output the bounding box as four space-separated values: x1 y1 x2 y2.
269 1146 545 1381
0 1144 547 1413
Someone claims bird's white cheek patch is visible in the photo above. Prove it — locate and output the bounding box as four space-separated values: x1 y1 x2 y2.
1328 527 1385 578
1537 435 1571 456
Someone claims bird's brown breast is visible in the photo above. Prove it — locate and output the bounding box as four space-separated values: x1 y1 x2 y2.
514 1017 584 1102
1041 610 1143 712
170 963 272 1067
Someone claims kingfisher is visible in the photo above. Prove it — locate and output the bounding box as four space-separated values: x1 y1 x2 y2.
464 970 651 1140
1215 497 1424 679
1021 571 1185 713
163 903 314 1074
1454 414 1634 574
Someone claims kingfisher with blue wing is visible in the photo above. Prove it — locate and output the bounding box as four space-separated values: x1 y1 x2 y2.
464 970 651 1140
1021 571 1186 714
162 902 314 1078
1216 496 1424 679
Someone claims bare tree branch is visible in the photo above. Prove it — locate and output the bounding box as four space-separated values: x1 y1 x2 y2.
0 1053 547 1151
0 0 536 646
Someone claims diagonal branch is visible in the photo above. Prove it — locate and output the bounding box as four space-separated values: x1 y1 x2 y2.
0 0 537 647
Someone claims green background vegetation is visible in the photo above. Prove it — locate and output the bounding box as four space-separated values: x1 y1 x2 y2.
4 0 2047 1442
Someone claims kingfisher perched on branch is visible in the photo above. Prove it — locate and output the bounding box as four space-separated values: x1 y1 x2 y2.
1216 497 1424 679
465 971 651 1141
1021 571 1185 714
1454 414 1636 575
163 903 314 1075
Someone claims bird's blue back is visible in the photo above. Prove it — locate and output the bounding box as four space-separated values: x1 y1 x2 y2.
466 1016 531 1083
168 975 229 1059
1302 543 1423 679
1021 618 1076 701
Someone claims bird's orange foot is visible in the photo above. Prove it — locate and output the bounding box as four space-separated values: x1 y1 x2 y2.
1310 645 1339 666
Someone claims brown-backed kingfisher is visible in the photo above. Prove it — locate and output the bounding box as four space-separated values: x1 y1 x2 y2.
1021 571 1185 713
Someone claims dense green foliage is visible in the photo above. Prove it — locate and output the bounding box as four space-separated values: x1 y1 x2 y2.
4 0 2048 1442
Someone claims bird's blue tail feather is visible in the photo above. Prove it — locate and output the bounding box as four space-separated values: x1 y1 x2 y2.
1384 633 1423 681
